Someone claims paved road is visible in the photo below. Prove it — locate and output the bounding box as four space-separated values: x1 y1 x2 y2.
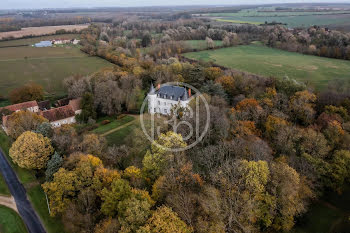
0 150 46 233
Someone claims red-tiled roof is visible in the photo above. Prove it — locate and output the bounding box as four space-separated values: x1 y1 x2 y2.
0 101 38 112
68 98 82 112
40 105 75 122
2 115 9 127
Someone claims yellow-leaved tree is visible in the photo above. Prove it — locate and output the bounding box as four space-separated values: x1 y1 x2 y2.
138 205 193 233
6 110 47 139
9 131 54 169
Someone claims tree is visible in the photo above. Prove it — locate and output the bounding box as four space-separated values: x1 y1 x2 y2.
9 83 44 104
138 206 193 233
289 90 316 125
45 152 63 181
9 131 54 169
94 218 120 233
52 124 78 154
142 132 187 181
101 179 132 217
206 37 215 49
42 168 78 216
118 196 152 232
142 32 152 47
269 161 312 231
6 110 47 139
204 67 223 81
213 160 270 232
329 150 350 191
34 122 53 138
76 92 96 123
79 133 107 156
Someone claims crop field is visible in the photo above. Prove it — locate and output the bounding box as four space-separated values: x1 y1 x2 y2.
0 24 89 39
183 44 350 90
205 8 350 28
0 41 113 96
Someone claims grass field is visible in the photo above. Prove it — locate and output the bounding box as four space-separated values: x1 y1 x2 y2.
105 120 140 146
206 8 350 28
0 205 28 233
0 173 10 196
0 43 113 96
184 40 223 50
183 44 350 90
92 115 135 134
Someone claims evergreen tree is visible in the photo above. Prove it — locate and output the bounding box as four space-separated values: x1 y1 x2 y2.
45 152 63 181
34 122 53 138
76 92 97 123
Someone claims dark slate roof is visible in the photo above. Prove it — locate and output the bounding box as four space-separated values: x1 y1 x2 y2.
156 85 188 101
149 83 155 94
38 100 51 111
55 97 71 107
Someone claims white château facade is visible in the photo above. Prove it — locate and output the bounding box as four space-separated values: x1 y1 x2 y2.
148 84 191 115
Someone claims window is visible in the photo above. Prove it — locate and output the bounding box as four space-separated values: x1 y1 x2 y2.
164 102 166 105
154 108 156 112
158 101 160 105
164 109 167 113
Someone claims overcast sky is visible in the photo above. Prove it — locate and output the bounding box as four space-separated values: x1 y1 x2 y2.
1 0 350 10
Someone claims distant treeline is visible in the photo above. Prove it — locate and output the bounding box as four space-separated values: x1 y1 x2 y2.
0 17 112 33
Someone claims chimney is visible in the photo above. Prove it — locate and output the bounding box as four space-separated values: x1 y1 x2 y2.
188 88 191 97
157 84 161 89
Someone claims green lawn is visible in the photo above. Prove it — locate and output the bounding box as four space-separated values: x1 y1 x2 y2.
0 45 113 96
183 44 350 90
0 205 28 233
105 122 138 146
291 185 350 233
27 185 65 233
0 173 10 196
92 115 135 134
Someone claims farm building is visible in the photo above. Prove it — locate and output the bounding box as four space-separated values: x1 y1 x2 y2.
40 105 76 128
34 41 52 47
0 100 39 113
1 98 81 132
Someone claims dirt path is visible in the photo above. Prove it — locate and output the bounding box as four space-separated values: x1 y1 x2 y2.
0 195 18 212
101 115 139 137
